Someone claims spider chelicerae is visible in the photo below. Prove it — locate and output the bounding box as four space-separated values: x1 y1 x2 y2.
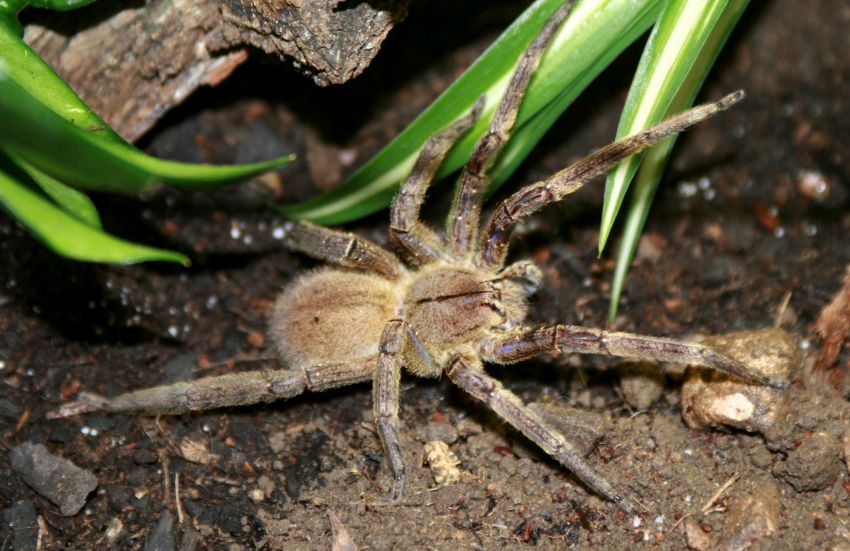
54 3 785 512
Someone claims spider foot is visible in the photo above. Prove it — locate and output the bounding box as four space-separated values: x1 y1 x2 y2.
389 470 406 503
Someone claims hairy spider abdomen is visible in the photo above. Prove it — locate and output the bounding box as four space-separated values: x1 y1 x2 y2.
271 268 399 365
402 265 525 348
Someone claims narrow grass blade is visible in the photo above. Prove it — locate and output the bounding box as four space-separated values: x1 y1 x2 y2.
599 0 730 255
0 157 189 265
607 0 749 320
282 0 663 225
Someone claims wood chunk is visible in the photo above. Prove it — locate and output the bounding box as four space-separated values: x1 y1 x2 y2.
25 0 409 141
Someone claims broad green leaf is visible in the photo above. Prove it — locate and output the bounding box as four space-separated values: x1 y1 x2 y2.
282 0 663 224
25 0 99 9
0 157 188 265
0 23 123 143
599 0 729 254
0 0 26 17
0 13 22 36
0 78 293 195
16 156 102 227
607 0 749 320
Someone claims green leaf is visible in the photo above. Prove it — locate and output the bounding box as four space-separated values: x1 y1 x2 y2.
16 156 102 227
281 0 664 224
0 22 120 140
0 156 189 265
606 0 750 320
0 78 293 195
25 0 99 10
599 0 730 255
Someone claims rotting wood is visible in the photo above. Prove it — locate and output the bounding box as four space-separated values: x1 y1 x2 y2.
24 0 409 141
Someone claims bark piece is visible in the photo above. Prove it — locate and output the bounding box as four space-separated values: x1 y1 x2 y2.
25 0 409 141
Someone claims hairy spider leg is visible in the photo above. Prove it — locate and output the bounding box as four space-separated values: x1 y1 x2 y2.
373 319 440 501
445 355 633 513
281 219 404 280
446 1 574 260
49 359 375 419
476 90 745 269
389 99 484 265
479 324 789 389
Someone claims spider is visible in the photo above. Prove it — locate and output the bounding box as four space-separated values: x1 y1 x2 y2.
54 3 785 513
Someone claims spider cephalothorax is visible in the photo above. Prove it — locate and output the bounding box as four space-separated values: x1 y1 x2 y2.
54 2 785 512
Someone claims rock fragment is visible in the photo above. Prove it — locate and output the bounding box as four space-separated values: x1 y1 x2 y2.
9 442 98 516
328 509 357 551
620 361 665 410
774 431 841 492
681 328 800 433
144 510 175 551
713 481 781 550
684 518 713 551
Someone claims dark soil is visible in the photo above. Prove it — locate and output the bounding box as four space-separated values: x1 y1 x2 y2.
3 0 850 549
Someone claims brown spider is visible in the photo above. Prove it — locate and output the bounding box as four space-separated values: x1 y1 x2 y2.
53 3 785 512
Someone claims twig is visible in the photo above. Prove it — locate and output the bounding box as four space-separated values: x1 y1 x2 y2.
36 515 48 551
175 473 185 524
701 473 738 514
670 512 694 532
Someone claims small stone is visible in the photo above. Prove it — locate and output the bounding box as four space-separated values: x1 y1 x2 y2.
749 441 774 470
774 431 840 492
681 328 800 433
713 482 781 550
257 475 276 495
620 361 665 410
105 517 124 542
528 403 610 456
418 420 459 445
144 510 175 551
842 434 850 476
9 442 98 516
248 488 266 502
179 438 215 465
684 518 713 551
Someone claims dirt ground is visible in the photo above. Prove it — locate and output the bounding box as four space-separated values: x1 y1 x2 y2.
2 0 850 549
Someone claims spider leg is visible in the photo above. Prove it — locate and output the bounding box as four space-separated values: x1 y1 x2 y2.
477 91 745 269
373 320 407 501
445 354 634 513
389 99 484 265
446 2 573 259
48 359 374 418
373 318 439 501
479 324 788 388
281 220 403 279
